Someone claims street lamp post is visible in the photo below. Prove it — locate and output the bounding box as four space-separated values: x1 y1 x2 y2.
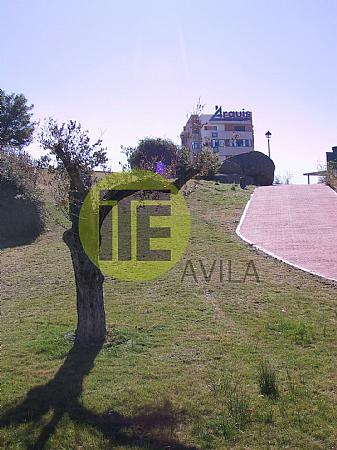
265 131 272 158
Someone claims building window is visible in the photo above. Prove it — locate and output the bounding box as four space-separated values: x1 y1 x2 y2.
204 125 217 131
212 132 218 138
234 125 245 132
211 139 219 148
224 138 249 147
192 142 202 150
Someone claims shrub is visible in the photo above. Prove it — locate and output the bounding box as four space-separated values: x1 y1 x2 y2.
0 150 45 248
326 161 337 189
175 146 220 181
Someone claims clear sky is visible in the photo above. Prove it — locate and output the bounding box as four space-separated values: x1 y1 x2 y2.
1 0 337 183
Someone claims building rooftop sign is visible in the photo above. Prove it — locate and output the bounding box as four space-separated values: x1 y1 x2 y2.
210 106 252 122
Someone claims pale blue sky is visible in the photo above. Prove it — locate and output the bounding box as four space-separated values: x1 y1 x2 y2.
1 0 337 182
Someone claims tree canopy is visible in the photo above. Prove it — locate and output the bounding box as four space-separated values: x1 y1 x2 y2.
125 137 178 174
0 89 35 151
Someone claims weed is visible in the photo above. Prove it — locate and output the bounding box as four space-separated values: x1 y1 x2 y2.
209 373 251 431
269 317 316 346
257 361 279 399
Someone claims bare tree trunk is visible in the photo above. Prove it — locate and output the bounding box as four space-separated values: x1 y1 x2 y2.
64 229 106 346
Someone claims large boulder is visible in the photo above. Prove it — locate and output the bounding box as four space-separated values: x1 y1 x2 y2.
213 173 255 185
218 151 275 186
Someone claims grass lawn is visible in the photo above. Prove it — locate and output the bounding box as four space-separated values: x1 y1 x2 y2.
1 181 336 449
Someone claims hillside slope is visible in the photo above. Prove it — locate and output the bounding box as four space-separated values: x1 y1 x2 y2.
0 181 336 449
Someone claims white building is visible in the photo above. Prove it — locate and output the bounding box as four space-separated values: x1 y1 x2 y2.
180 106 254 161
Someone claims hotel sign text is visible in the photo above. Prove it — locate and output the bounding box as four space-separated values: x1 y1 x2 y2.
210 106 252 122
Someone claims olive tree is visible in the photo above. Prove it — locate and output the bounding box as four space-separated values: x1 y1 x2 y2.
39 119 108 345
39 118 218 346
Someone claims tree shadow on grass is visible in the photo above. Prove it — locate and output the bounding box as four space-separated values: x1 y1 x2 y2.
0 343 198 450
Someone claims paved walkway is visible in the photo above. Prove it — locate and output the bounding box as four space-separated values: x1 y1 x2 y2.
236 184 337 281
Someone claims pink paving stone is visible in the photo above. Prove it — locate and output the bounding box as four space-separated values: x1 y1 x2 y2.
237 184 337 281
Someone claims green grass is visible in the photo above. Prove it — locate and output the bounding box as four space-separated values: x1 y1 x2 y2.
1 180 337 449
